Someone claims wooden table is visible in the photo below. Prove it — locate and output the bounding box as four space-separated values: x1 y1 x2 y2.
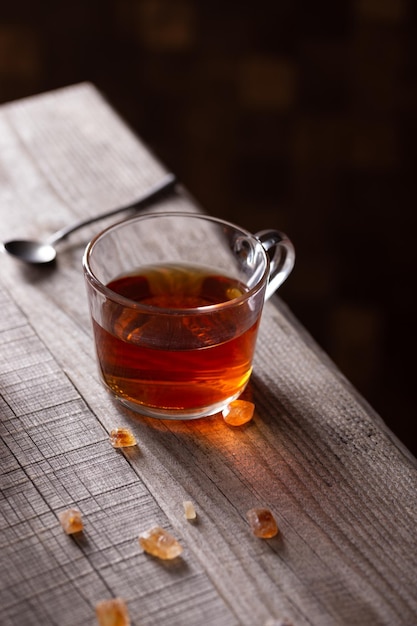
1 83 416 626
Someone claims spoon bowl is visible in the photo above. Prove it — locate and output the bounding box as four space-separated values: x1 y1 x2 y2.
2 240 57 264
1 174 177 265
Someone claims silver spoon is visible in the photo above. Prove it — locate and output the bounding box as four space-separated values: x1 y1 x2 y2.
1 173 177 265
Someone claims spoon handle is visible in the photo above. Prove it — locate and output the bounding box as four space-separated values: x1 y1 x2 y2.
45 173 177 245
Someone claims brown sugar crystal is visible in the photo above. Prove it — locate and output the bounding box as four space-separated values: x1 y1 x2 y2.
139 526 183 560
246 508 279 539
58 508 83 534
109 428 137 448
222 400 255 426
95 597 130 626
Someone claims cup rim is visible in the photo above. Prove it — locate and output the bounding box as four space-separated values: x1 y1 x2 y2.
82 211 271 315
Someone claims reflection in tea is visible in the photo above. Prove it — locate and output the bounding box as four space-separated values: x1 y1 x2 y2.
93 263 260 414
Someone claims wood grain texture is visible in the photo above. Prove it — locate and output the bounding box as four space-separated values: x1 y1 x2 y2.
1 83 416 626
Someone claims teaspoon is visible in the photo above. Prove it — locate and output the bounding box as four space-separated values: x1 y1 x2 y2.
1 173 177 265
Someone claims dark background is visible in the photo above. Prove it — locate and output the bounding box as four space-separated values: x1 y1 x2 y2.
1 1 416 455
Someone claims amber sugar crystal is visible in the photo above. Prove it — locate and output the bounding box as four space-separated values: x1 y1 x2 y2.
222 399 255 426
139 526 183 560
58 508 83 534
109 428 137 448
246 507 279 539
95 597 130 626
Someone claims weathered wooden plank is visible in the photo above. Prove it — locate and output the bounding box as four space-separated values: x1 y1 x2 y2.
1 83 417 626
0 285 238 626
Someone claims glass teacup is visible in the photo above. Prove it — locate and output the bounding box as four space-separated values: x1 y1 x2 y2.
83 212 295 419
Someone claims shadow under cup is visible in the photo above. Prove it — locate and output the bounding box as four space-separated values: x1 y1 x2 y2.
83 212 295 419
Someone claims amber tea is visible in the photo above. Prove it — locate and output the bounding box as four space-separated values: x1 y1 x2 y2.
93 263 260 417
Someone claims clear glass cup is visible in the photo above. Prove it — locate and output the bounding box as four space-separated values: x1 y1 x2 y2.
83 212 295 419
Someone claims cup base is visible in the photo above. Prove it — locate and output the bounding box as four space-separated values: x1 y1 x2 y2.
106 385 245 420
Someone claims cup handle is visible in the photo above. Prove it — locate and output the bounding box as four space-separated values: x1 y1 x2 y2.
255 230 295 300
